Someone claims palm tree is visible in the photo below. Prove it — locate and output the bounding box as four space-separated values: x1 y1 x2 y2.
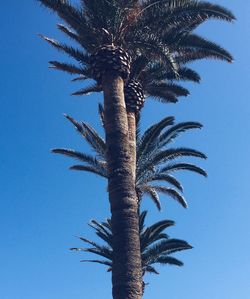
71 211 192 295
52 111 207 210
38 1 234 298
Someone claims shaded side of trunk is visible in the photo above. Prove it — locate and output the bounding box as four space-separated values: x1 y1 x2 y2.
102 72 142 299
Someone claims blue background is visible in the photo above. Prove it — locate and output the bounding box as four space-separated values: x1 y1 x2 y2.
1 1 249 298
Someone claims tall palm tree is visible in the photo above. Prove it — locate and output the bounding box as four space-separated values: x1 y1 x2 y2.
38 1 234 298
71 211 192 295
52 111 207 210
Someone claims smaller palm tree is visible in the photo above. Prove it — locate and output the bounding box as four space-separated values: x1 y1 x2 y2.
71 211 192 293
53 109 207 210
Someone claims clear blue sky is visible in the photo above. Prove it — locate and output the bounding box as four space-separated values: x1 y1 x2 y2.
1 1 249 299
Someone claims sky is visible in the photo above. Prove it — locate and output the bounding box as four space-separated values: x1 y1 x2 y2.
0 1 250 299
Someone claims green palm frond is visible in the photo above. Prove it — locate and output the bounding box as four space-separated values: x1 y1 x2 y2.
139 173 183 192
142 239 192 265
70 165 107 178
80 122 106 156
140 219 175 251
176 67 201 82
39 35 90 64
88 220 112 247
80 259 112 268
131 36 179 75
98 103 105 127
139 121 203 157
149 147 207 164
72 211 192 279
54 112 206 209
139 185 161 210
176 34 233 63
144 265 159 275
57 23 84 46
145 82 189 103
137 147 207 183
141 64 200 83
72 84 102 96
150 256 184 267
89 219 112 236
64 114 106 158
83 247 112 260
38 0 97 51
158 121 203 147
139 210 148 232
49 60 86 75
161 163 207 177
137 116 175 158
153 185 187 208
51 148 100 165
141 0 235 31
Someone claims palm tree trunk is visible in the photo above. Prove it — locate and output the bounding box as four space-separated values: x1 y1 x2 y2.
102 72 142 299
127 110 140 217
127 111 137 181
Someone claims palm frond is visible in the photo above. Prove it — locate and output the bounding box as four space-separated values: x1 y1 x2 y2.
161 163 207 177
72 210 192 278
98 103 105 127
88 220 112 247
142 239 192 264
158 121 203 147
153 185 187 208
177 34 233 63
144 265 159 274
72 84 102 96
141 1 235 32
150 147 207 164
64 114 106 158
70 165 107 178
38 0 96 51
139 210 148 232
137 147 206 182
137 116 175 159
80 259 112 267
139 173 183 192
141 63 200 84
139 186 161 210
141 219 175 251
151 256 184 267
145 84 179 103
51 148 100 165
83 247 112 260
49 60 86 75
39 35 89 64
56 23 85 47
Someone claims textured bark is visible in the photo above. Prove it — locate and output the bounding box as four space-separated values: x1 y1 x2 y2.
127 111 137 182
102 72 142 299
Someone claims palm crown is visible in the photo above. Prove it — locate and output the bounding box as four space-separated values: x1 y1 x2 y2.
39 0 234 111
53 109 207 210
71 210 192 288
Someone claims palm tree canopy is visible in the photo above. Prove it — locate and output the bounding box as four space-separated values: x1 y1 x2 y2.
38 0 235 54
38 0 235 103
71 210 192 276
52 111 207 209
